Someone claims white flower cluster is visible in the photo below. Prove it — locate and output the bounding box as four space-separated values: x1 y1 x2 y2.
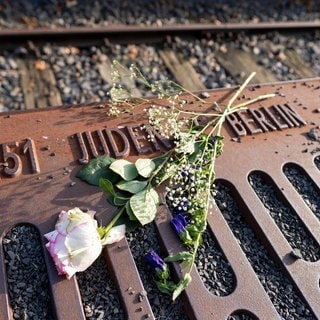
147 104 182 138
174 132 196 154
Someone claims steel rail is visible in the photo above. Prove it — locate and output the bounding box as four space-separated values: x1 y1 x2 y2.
0 21 319 44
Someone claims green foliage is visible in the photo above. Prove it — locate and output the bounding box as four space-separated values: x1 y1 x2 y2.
99 178 117 197
130 188 159 225
172 274 192 301
110 159 138 181
116 180 148 194
78 153 165 232
76 156 116 186
135 158 156 178
164 251 193 262
125 202 138 221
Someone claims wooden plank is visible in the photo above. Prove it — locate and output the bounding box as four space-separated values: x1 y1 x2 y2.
33 60 47 108
97 58 113 84
17 59 62 109
41 62 62 107
97 56 142 98
159 49 206 91
284 49 316 79
17 59 35 109
216 48 278 84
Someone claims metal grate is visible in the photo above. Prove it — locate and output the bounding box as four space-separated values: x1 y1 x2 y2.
0 79 320 319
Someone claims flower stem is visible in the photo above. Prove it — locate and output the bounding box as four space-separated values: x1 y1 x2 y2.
103 206 126 235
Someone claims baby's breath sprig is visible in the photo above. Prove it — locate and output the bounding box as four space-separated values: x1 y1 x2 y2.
78 63 275 301
107 60 207 117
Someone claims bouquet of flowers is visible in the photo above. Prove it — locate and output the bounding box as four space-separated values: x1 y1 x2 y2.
45 62 274 300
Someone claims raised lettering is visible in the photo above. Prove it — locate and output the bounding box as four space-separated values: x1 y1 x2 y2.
97 130 110 156
236 110 262 135
273 105 294 128
23 138 40 173
262 106 288 130
2 141 22 177
226 113 247 136
248 108 277 132
85 131 99 158
105 128 130 158
278 104 306 127
76 132 89 164
127 125 152 154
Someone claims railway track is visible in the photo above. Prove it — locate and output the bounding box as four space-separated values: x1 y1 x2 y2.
0 21 319 113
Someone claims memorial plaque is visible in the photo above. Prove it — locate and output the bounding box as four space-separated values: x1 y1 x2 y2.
0 79 320 319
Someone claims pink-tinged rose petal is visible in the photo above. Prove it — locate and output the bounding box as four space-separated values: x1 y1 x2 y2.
44 230 57 242
45 207 102 279
55 210 70 234
102 224 126 245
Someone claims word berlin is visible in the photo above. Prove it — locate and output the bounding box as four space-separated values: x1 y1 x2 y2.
226 103 306 136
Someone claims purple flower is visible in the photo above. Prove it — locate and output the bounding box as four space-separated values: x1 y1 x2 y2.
171 214 188 236
145 250 165 274
210 136 216 145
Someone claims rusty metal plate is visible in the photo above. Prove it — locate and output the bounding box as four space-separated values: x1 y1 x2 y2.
0 79 320 319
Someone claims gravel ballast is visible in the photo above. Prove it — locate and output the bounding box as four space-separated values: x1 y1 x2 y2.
77 256 125 320
2 225 54 320
0 0 319 29
248 171 320 262
1 30 320 112
214 181 315 320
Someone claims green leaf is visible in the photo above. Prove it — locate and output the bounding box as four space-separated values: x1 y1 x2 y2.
125 201 138 221
135 158 155 178
99 178 116 196
172 274 192 301
164 252 193 262
155 280 176 295
117 180 148 194
114 209 141 232
76 156 116 186
110 159 138 181
113 196 128 207
129 188 160 225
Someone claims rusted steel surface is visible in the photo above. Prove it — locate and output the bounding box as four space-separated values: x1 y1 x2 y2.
0 21 319 45
0 79 320 319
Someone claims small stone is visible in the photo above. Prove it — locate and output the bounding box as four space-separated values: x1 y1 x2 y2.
307 127 319 141
7 250 15 260
199 91 210 99
17 282 26 288
138 290 147 301
22 258 31 265
290 248 303 260
231 137 241 143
